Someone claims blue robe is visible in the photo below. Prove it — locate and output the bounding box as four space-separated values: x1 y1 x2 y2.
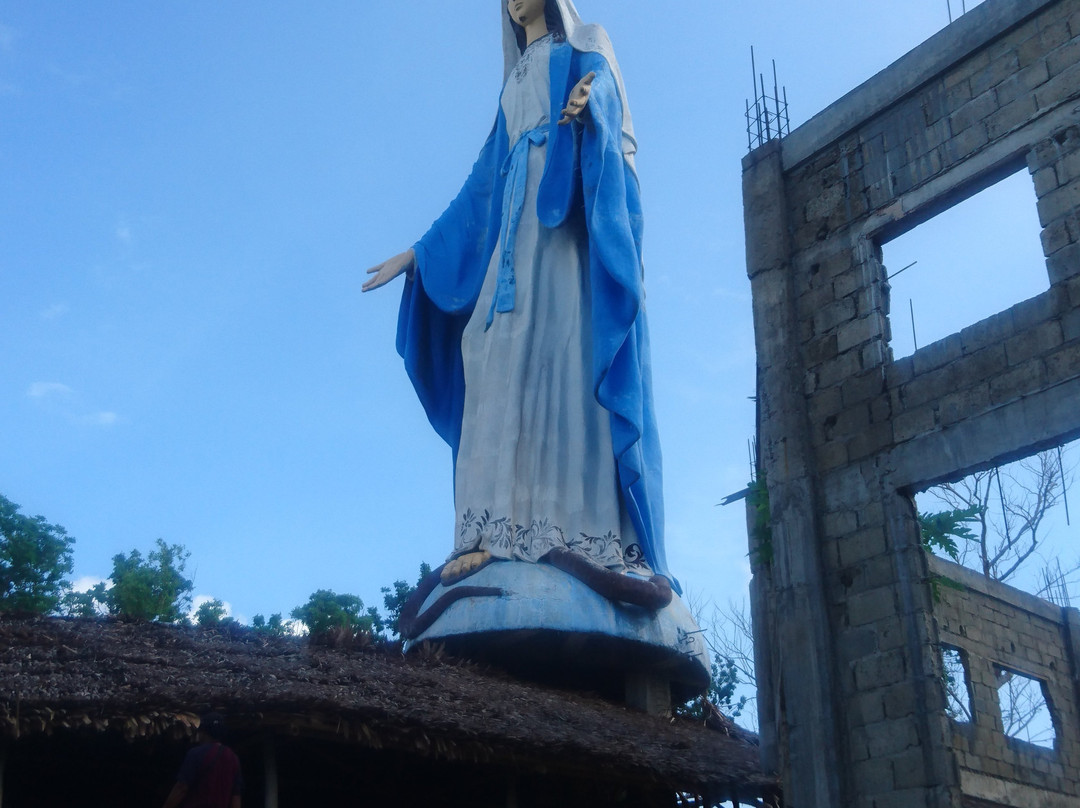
396 43 676 592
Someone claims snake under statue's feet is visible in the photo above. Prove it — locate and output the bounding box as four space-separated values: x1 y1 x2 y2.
441 550 495 584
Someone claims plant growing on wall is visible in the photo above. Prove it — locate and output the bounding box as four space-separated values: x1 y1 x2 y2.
920 448 1077 602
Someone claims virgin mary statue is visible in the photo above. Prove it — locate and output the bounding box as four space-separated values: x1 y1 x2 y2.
365 0 677 605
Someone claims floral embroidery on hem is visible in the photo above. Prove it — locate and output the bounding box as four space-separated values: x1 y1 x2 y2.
456 508 652 574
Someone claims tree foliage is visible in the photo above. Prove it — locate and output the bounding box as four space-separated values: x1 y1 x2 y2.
291 589 382 645
195 598 235 627
921 449 1077 600
88 539 193 622
918 506 979 562
251 612 288 637
381 561 432 638
0 494 75 615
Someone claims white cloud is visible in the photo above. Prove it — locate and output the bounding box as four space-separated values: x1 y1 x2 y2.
78 411 119 427
71 576 107 593
27 381 72 398
27 384 121 427
41 302 70 320
0 23 16 53
116 219 132 244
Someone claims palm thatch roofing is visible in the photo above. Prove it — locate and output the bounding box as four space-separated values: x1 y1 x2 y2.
0 617 775 806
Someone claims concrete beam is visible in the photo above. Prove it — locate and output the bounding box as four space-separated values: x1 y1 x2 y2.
782 0 1057 170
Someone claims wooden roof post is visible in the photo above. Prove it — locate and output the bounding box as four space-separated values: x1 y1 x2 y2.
0 739 7 808
262 734 278 808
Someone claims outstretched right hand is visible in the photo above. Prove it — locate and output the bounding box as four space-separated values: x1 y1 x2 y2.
362 248 416 292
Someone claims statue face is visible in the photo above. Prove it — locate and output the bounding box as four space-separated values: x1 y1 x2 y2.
508 0 547 29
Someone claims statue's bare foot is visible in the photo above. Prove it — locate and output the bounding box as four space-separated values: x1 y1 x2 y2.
441 551 494 584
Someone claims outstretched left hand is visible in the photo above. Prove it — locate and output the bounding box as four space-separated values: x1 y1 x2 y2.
559 71 596 125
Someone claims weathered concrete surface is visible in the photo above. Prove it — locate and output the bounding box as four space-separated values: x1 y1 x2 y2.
743 0 1080 804
933 555 1080 802
406 561 710 704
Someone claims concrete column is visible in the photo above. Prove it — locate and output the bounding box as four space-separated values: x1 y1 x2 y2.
625 671 672 717
743 139 844 807
1065 607 1080 713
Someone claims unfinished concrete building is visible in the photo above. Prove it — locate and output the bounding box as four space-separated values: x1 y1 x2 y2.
742 0 1080 805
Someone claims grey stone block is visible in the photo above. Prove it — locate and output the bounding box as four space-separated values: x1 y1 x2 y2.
995 58 1051 106
951 91 999 135
885 355 915 388
1062 306 1080 340
814 296 858 334
1035 59 1080 110
1041 216 1072 254
913 334 964 375
987 95 1039 139
1004 319 1064 364
949 120 992 163
852 753 895 794
1032 164 1060 197
848 588 899 628
824 509 859 536
1045 341 1080 380
850 689 888 726
837 314 884 353
1035 177 1080 227
1046 37 1080 77
841 369 887 407
898 361 962 409
960 310 1015 353
971 50 1022 96
937 383 992 426
1046 241 1080 283
1011 290 1060 329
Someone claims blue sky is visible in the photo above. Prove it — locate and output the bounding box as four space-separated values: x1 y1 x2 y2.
6 0 1065 626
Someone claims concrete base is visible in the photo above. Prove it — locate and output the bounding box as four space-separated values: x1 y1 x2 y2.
403 561 710 705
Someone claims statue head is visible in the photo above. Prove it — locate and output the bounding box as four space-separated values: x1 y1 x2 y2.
507 0 566 53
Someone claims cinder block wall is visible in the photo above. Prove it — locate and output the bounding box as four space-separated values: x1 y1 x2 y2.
930 555 1080 803
742 0 1080 806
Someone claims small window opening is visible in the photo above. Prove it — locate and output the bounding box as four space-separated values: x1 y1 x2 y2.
941 645 973 723
917 439 1078 602
881 168 1046 360
995 666 1057 749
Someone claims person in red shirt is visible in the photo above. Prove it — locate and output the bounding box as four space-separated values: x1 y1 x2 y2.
162 713 243 808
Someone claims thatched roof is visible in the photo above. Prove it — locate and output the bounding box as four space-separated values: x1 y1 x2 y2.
0 617 774 802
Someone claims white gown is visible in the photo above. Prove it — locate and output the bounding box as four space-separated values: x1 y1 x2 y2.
452 35 649 577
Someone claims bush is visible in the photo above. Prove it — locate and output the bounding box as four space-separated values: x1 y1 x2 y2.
0 494 74 615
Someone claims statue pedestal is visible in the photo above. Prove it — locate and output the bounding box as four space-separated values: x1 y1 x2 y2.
403 562 710 709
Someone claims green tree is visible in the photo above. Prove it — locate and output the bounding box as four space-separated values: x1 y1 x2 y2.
0 494 75 614
251 612 288 637
100 539 193 622
291 589 382 644
381 561 432 638
195 598 236 627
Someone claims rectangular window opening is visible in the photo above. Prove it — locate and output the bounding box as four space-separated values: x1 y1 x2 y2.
995 666 1057 750
916 437 1079 603
880 167 1048 361
941 645 973 723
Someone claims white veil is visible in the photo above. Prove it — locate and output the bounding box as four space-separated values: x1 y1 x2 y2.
501 0 637 167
